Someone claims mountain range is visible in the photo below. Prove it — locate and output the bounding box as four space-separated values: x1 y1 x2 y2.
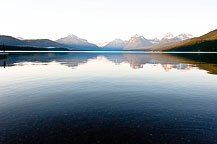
101 33 194 50
0 29 216 51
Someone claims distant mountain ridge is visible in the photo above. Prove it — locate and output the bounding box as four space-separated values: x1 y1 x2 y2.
0 35 69 49
24 39 67 48
0 34 100 51
0 35 26 46
177 33 194 40
102 34 161 50
100 33 193 50
162 33 175 40
145 29 217 51
0 33 194 51
123 34 153 50
164 29 217 52
161 33 193 41
149 38 161 44
103 39 127 50
159 33 194 44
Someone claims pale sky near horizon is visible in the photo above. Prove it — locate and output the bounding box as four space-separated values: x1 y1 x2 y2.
0 0 216 43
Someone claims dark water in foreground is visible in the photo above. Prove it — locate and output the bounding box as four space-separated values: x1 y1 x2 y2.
0 52 217 144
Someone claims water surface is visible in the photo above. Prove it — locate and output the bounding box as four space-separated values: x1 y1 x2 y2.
0 52 217 144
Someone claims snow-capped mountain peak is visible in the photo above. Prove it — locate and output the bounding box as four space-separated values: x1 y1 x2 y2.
56 34 90 45
16 37 25 40
134 34 141 37
150 38 160 41
149 38 160 44
177 33 194 40
96 42 109 47
56 34 99 50
162 33 175 40
124 34 153 50
133 34 145 39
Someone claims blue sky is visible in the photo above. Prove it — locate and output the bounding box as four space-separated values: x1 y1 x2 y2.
0 0 216 43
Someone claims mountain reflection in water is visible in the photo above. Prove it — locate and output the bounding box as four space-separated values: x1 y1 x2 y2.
1 52 217 75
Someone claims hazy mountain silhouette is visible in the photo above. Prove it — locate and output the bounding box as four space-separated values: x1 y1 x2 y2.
101 33 194 50
56 34 99 50
123 35 153 50
103 39 127 50
0 35 27 46
24 39 69 48
0 35 71 50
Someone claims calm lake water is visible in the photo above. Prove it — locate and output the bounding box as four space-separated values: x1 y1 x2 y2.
0 52 217 144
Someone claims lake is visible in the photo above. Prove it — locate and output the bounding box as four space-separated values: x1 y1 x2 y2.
0 52 217 144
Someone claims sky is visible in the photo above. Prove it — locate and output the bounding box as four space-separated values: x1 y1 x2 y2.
0 0 217 43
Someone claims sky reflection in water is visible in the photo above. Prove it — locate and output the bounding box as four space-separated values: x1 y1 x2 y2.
0 52 217 144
